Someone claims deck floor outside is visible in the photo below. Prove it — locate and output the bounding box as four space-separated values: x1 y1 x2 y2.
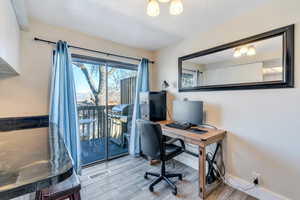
81 138 128 165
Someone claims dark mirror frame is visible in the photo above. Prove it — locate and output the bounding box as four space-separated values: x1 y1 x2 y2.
178 25 294 92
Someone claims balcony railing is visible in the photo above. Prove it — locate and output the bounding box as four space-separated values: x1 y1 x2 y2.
77 105 114 140
78 104 132 165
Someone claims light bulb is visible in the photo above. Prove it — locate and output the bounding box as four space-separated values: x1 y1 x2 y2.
158 0 170 2
247 45 256 56
170 0 183 15
240 46 248 54
147 0 160 17
234 48 242 58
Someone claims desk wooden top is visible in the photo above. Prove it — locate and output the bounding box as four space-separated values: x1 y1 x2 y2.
157 120 226 147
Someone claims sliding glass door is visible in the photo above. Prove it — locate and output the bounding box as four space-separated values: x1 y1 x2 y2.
107 66 137 159
72 55 137 166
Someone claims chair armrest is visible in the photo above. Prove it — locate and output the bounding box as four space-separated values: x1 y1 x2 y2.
165 138 186 150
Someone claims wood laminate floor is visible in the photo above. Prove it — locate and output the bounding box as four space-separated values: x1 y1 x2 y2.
79 155 257 200
14 155 257 200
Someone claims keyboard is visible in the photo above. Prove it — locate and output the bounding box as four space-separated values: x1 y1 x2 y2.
165 122 192 130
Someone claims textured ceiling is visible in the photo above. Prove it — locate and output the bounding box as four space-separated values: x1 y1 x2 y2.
26 0 272 50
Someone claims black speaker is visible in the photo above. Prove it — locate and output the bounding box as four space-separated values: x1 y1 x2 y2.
140 91 166 122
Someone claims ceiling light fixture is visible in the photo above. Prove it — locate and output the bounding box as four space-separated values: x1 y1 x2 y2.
158 0 170 3
147 0 160 17
170 0 183 15
147 0 183 17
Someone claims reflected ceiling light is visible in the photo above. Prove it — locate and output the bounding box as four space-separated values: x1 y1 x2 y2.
158 0 170 2
233 45 256 58
147 0 160 17
240 46 248 55
234 48 242 58
247 45 256 56
262 67 283 74
170 0 183 15
273 67 283 73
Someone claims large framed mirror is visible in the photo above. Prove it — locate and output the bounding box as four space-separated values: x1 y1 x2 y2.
178 25 294 92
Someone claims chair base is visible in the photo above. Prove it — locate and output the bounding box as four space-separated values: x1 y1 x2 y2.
35 173 81 200
144 172 182 195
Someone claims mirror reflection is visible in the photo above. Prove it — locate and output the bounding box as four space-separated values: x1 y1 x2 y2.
181 35 283 88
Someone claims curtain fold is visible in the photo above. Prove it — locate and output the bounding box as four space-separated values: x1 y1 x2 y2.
129 58 149 156
49 41 81 174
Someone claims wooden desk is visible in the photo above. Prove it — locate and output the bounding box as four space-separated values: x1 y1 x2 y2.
158 121 226 199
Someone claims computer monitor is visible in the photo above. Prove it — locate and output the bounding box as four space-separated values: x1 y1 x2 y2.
172 100 203 125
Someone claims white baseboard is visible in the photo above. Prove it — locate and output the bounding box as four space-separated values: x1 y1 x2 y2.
225 174 290 200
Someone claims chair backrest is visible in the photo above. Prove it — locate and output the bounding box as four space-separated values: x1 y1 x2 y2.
136 119 162 160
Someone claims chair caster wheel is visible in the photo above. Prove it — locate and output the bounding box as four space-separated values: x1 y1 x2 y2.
149 186 154 192
144 174 148 179
179 175 183 181
172 189 177 195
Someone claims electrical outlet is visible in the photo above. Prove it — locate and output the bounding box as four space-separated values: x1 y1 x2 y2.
252 172 260 185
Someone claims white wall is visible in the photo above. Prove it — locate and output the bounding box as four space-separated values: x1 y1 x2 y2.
154 0 300 199
202 62 263 85
0 18 155 118
0 0 20 75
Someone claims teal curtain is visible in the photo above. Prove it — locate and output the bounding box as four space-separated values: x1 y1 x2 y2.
129 58 149 156
49 41 81 174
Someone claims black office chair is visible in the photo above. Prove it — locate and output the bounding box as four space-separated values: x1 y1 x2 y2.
137 119 185 195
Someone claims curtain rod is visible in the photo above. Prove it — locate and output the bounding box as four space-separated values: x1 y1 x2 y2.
34 37 155 64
